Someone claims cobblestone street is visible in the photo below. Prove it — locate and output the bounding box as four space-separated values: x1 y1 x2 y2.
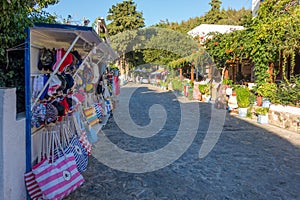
65 84 300 200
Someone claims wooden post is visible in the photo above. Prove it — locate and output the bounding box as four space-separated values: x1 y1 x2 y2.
191 65 195 83
269 62 274 82
224 69 229 79
179 68 183 80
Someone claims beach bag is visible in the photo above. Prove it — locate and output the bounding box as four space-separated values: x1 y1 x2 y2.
73 111 92 155
32 131 84 200
58 119 88 173
59 123 89 172
24 128 50 200
24 171 43 200
64 136 88 172
84 123 98 144
94 103 104 120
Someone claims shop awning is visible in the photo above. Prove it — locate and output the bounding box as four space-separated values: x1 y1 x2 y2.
30 23 103 56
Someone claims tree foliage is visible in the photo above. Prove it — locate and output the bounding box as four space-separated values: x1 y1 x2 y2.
204 0 223 24
142 28 198 65
153 3 251 35
0 0 58 112
204 0 300 87
106 0 145 36
110 27 198 67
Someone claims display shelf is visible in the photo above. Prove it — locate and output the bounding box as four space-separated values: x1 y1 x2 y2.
25 23 116 168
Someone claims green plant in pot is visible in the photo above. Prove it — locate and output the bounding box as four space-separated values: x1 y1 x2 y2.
255 107 269 124
256 83 277 104
198 84 210 102
255 107 269 115
198 84 209 94
222 78 233 87
235 86 250 117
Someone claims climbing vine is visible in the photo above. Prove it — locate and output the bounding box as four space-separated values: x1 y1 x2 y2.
204 0 300 88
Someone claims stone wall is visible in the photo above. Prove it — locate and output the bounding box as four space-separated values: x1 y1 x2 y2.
269 104 300 133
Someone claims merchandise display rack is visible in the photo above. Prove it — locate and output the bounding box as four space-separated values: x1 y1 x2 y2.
25 23 118 174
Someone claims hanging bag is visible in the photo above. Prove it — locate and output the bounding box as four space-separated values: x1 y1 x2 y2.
73 111 92 156
94 102 104 120
82 93 100 126
84 122 99 144
32 130 84 200
24 129 48 200
60 123 89 172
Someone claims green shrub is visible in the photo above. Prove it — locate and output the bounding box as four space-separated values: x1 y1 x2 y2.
171 79 183 92
222 78 233 86
256 83 277 103
235 86 250 108
275 75 300 107
198 84 209 95
255 107 269 115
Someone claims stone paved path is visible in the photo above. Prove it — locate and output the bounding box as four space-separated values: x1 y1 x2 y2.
65 84 300 200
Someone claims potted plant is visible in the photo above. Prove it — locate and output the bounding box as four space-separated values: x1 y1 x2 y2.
222 78 233 87
198 84 210 102
256 83 277 105
255 107 269 124
235 86 250 117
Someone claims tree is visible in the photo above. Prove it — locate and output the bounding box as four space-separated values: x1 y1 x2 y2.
153 2 250 35
218 8 252 26
142 28 198 65
0 0 59 112
106 0 145 75
204 0 223 24
106 0 145 36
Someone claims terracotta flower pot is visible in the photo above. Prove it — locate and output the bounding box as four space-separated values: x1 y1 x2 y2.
257 96 263 106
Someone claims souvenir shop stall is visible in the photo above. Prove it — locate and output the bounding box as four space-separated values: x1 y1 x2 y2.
24 23 118 200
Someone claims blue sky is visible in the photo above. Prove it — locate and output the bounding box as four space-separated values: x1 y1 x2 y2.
45 0 252 27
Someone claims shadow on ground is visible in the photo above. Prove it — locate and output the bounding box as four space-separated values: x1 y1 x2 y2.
64 86 300 200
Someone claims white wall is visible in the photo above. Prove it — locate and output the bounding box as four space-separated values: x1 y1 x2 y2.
0 88 27 200
252 0 262 16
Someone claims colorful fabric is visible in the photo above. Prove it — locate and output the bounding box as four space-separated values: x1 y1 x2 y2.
94 103 103 119
73 111 92 156
47 75 62 96
83 107 95 118
31 103 46 128
52 48 73 73
24 170 43 200
32 75 44 99
87 117 99 126
62 137 88 172
83 107 99 126
32 153 84 200
84 123 98 144
114 76 120 95
40 74 50 100
45 103 58 124
105 100 111 115
79 131 92 156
